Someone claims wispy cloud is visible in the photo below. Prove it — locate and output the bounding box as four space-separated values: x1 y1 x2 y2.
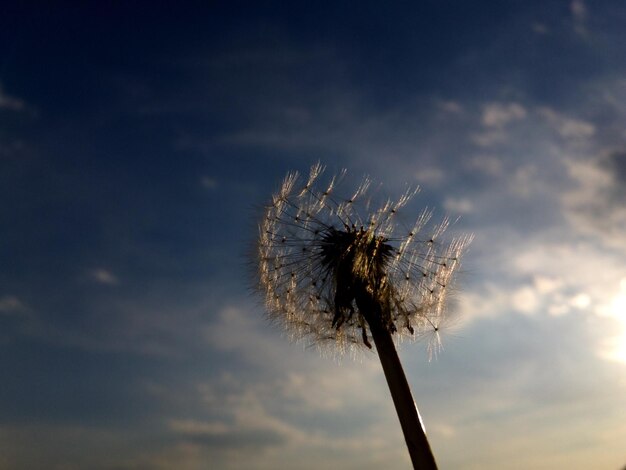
0 84 25 111
443 196 474 215
571 0 588 35
538 106 595 141
482 102 527 128
180 305 416 468
531 22 549 35
471 102 527 148
90 268 118 285
561 153 626 250
415 167 445 187
0 295 24 314
437 100 464 115
200 176 217 190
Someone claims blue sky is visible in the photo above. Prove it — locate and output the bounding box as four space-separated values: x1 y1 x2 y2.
2 1 626 469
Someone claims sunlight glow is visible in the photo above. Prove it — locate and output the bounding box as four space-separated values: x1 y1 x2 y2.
611 280 626 319
603 279 626 364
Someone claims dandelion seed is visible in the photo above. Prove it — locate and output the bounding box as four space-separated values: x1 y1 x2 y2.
255 163 472 469
257 162 471 353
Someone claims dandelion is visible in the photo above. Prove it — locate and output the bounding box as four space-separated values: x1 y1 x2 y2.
256 163 472 469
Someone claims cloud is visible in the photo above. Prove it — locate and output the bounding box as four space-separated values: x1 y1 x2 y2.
538 107 595 140
168 417 287 449
90 268 118 285
470 130 508 147
0 295 24 314
603 149 626 186
452 133 626 365
503 235 626 363
533 275 563 294
205 307 300 367
196 305 426 468
159 361 407 469
470 102 527 148
0 84 25 111
531 22 549 35
205 305 385 382
570 0 588 35
509 164 539 198
481 102 527 128
443 197 474 215
511 285 540 315
471 105 595 152
437 100 464 115
466 154 503 177
401 310 626 469
456 283 513 322
414 167 445 186
446 90 626 365
570 292 591 309
201 176 217 189
561 154 626 250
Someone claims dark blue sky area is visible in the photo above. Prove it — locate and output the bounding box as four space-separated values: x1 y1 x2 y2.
3 2 616 110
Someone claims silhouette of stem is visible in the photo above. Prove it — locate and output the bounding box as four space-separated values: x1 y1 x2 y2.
357 294 438 470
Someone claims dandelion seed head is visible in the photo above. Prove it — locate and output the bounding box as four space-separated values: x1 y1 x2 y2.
256 163 472 354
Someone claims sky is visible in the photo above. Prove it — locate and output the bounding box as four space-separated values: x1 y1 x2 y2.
2 1 626 469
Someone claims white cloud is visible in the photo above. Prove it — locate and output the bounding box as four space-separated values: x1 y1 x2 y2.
471 102 527 148
505 237 626 363
512 286 540 315
510 164 538 198
205 307 298 366
466 154 503 177
185 306 415 469
533 275 563 294
482 102 527 128
414 167 445 186
538 107 595 141
595 279 626 363
443 197 473 215
90 268 118 285
598 333 626 364
561 156 626 250
548 303 570 317
205 306 384 375
570 293 591 310
456 283 513 322
198 304 460 468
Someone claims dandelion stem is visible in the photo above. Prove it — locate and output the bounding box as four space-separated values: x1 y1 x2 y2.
358 296 438 470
